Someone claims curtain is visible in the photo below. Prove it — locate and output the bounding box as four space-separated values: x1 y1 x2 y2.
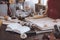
47 0 60 19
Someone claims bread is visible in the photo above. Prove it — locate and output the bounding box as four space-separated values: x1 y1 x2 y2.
44 24 48 27
32 15 45 19
4 16 9 21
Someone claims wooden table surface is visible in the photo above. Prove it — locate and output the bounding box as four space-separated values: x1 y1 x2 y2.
0 25 43 40
0 25 22 40
1 24 57 40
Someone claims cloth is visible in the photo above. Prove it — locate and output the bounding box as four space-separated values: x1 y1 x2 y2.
16 10 29 17
47 0 60 19
0 4 8 16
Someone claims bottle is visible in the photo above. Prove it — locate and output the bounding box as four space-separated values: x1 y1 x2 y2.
54 25 59 32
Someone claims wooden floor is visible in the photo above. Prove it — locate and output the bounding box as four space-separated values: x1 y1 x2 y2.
0 25 43 40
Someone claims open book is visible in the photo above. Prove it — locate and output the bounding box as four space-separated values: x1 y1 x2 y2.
6 23 30 34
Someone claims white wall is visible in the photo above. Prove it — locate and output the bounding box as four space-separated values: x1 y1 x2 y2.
41 0 48 6
25 0 38 12
25 0 38 8
25 0 38 3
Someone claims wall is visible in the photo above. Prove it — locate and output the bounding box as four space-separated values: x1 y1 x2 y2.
25 0 47 12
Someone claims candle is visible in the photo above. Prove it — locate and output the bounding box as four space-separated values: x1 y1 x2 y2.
0 19 3 29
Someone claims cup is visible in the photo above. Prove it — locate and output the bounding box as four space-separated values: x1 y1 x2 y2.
20 33 27 39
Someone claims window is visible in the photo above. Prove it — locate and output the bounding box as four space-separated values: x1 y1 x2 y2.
25 0 47 6
41 0 48 5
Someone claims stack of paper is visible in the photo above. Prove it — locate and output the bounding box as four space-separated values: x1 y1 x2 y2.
25 17 60 30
